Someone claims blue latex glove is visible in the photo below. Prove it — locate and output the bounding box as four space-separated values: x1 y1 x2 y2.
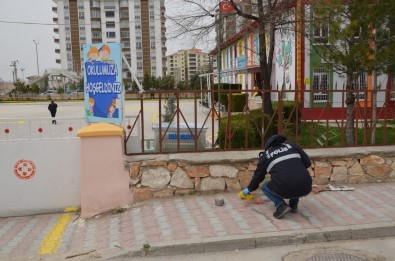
242 188 250 195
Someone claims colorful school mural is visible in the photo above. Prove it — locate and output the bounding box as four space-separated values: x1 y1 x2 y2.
83 43 123 125
215 4 395 120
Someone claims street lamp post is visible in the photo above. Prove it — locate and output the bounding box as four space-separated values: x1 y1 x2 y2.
33 40 40 75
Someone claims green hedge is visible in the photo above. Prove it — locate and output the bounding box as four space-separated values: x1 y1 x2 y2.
230 93 246 112
217 109 274 149
212 83 241 103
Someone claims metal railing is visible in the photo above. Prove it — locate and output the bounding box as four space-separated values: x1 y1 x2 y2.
124 88 395 155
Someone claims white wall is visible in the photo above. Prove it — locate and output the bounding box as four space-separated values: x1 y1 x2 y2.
0 138 81 217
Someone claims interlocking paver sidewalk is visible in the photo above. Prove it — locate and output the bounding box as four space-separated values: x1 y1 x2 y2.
1 183 395 260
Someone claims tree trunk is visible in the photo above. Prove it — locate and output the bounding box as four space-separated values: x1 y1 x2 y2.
258 21 274 116
345 73 355 145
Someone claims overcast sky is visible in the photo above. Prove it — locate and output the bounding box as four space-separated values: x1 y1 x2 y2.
0 0 214 82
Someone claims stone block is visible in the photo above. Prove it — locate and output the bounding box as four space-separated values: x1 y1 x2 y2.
348 161 364 176
239 171 253 188
131 187 152 202
141 167 170 189
330 166 347 182
167 163 178 172
225 178 241 191
185 165 210 178
210 165 238 178
200 177 225 191
314 161 332 178
153 188 175 198
170 168 194 189
129 162 141 178
360 155 385 165
366 164 391 180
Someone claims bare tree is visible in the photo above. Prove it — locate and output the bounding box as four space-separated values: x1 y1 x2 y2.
167 0 297 116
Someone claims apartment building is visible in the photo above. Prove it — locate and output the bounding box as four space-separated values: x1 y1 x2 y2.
166 48 210 82
52 0 167 82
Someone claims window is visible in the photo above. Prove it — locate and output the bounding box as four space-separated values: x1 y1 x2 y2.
92 32 101 39
352 73 367 100
106 21 115 28
137 62 143 70
91 21 100 29
150 11 155 19
79 25 85 31
151 42 156 49
121 31 130 38
78 12 85 19
136 32 142 40
78 1 84 9
65 33 71 41
106 32 116 38
120 20 128 28
136 42 142 49
135 23 141 30
66 43 72 51
91 11 100 18
122 41 130 48
312 67 329 102
64 4 69 10
120 11 129 18
90 0 100 8
136 52 143 60
135 14 141 20
64 11 70 20
104 1 116 9
313 13 328 44
134 3 140 9
120 0 128 7
105 11 115 18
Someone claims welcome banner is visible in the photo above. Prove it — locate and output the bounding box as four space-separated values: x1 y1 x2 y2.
83 43 123 125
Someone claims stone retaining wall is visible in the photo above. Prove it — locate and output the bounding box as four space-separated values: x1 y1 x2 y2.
125 147 395 203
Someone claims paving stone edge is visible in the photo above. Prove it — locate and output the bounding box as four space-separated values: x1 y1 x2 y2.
105 221 395 259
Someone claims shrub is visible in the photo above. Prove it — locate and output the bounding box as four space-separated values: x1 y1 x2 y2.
229 93 246 112
217 109 274 149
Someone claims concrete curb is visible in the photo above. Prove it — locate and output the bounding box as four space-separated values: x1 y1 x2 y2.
106 221 395 259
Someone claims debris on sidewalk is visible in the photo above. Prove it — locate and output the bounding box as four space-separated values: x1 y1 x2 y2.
215 198 225 206
244 199 267 207
311 184 355 194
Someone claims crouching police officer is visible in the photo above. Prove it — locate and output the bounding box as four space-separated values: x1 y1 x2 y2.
241 135 312 219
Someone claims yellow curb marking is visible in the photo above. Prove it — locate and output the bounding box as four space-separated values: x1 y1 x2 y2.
38 207 78 255
0 121 25 125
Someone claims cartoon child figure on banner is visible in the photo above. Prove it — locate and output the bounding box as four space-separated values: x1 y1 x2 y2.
108 98 117 118
89 97 95 115
87 46 100 62
100 45 111 62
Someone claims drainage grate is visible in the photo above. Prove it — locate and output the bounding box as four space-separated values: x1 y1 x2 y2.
306 253 368 261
